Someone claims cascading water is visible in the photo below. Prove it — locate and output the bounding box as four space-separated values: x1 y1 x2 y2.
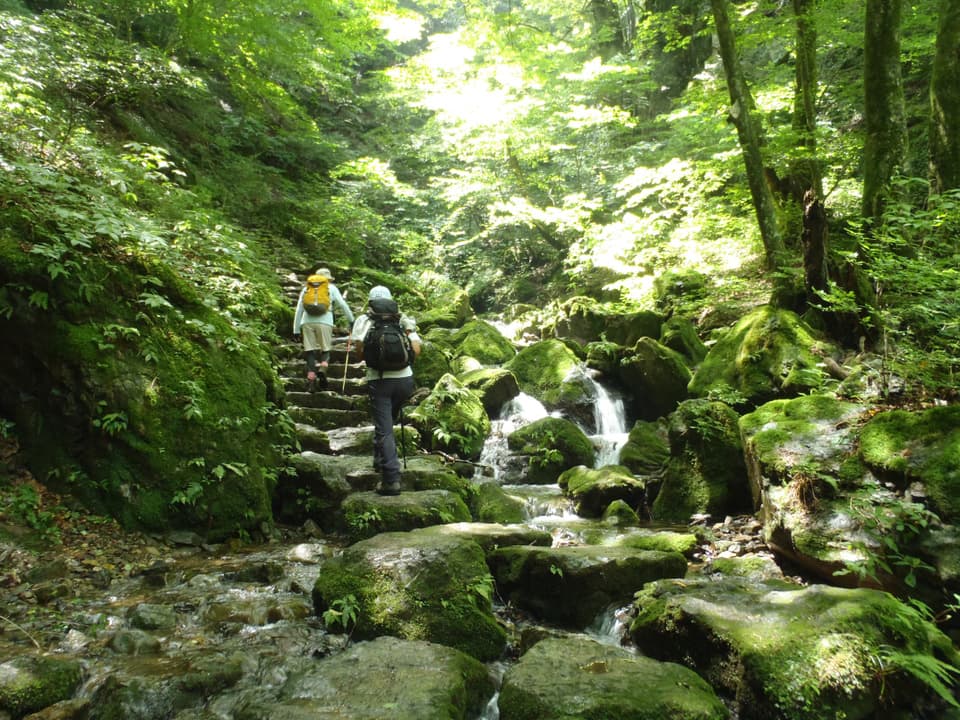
476 392 551 482
589 378 630 468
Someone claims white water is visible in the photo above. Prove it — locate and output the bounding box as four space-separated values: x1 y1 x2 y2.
476 393 552 482
589 379 629 468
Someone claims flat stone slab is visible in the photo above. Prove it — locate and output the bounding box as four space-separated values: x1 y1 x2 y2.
340 490 471 539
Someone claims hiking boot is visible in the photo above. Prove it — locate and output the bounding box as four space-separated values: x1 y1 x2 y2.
376 483 401 496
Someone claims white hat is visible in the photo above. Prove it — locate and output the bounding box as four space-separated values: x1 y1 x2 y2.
368 285 392 300
314 268 334 279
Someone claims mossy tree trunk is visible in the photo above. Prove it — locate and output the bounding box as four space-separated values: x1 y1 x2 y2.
930 0 960 195
710 0 786 278
862 0 906 225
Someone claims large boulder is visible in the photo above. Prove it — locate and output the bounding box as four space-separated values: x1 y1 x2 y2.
688 305 835 408
411 337 453 390
498 636 728 720
312 529 507 661
505 339 596 423
651 399 751 523
458 367 520 418
506 416 596 484
630 577 960 720
740 396 960 606
488 544 687 628
558 464 646 518
253 636 494 720
408 374 491 460
340 489 471 540
0 655 83 719
450 319 516 365
541 296 663 347
618 337 692 421
618 419 670 476
660 315 708 364
859 405 960 523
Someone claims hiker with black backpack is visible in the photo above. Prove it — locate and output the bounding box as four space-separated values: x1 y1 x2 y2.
347 285 421 496
293 267 354 391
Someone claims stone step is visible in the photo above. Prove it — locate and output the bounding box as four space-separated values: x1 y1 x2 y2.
288 407 370 431
279 359 366 381
286 391 365 411
283 376 367 397
296 424 331 453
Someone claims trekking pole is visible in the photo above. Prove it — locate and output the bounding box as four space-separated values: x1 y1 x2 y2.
341 340 351 394
399 406 407 469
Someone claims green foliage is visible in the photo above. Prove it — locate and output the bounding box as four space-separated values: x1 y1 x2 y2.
322 593 360 634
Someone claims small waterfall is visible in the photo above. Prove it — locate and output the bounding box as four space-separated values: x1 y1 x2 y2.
586 603 634 647
589 378 629 468
477 393 551 482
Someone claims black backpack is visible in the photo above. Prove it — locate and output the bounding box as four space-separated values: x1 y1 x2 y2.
363 298 413 372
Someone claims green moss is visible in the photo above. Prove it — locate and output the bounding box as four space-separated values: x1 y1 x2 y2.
0 656 82 718
618 531 697 556
505 339 580 403
507 416 596 483
451 320 516 365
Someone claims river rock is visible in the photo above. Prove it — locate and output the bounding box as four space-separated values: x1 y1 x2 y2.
339 489 471 540
241 636 494 720
488 544 687 628
630 577 960 720
498 636 727 720
312 530 506 661
558 464 646 518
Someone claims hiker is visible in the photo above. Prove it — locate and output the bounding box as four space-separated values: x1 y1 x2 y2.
348 285 421 496
293 267 354 390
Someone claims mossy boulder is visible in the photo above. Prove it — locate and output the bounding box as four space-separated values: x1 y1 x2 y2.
408 374 491 460
557 464 646 518
470 481 527 523
258 636 494 719
859 405 960 523
506 416 596 484
688 306 835 408
660 315 708 364
498 636 728 720
0 655 83 719
450 319 516 365
458 367 520 418
630 577 960 720
505 339 595 422
651 399 751 523
340 489 472 540
412 338 454 390
542 296 662 346
584 340 621 375
618 419 670 476
602 498 640 525
417 286 474 329
312 530 507 661
488 544 687 628
618 337 692 421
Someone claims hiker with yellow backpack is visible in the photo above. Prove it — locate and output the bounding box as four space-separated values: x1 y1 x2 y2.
293 268 354 390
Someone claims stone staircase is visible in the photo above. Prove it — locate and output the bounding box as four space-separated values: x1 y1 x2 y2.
275 269 476 537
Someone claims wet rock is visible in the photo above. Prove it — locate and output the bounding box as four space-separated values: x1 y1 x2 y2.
128 603 178 631
109 629 162 656
499 636 727 720
489 544 687 628
313 530 506 661
0 655 82 719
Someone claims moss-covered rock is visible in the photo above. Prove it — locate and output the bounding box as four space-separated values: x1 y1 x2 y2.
557 464 646 518
859 405 960 523
417 286 474 329
630 578 960 720
506 416 596 484
0 655 83 719
408 374 491 460
340 489 471 540
312 530 507 661
470 481 527 523
458 367 520 418
651 399 751 523
261 636 494 719
505 339 595 421
450 319 516 365
615 529 699 557
618 337 692 421
489 544 687 628
618 419 670 475
584 340 621 375
412 337 454 390
499 636 728 720
602 498 640 525
660 315 708 364
687 306 835 408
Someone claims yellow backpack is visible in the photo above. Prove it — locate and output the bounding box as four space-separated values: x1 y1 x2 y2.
303 275 331 315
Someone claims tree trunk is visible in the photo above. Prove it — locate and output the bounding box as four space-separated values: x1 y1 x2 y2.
710 0 785 272
930 0 960 194
791 0 823 200
862 0 906 225
589 0 627 60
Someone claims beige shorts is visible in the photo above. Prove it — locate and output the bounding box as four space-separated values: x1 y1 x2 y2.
302 323 333 352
